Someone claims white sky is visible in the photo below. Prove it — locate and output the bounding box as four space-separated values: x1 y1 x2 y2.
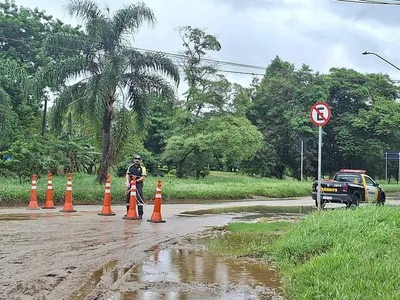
15 0 400 95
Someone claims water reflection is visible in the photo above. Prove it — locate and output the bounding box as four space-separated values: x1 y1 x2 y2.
124 247 283 299
180 205 314 217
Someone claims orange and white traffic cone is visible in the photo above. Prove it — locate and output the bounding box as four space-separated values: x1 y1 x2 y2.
147 180 166 223
27 174 39 210
42 172 55 209
123 177 141 220
60 173 76 212
98 174 115 216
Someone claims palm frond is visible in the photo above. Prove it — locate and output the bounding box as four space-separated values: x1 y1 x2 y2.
64 0 103 23
109 107 132 161
124 49 180 85
113 2 156 38
36 56 97 89
85 16 112 43
44 32 91 54
51 83 87 133
123 72 176 128
83 74 111 123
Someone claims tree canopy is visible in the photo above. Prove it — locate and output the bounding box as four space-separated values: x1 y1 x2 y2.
1 0 399 183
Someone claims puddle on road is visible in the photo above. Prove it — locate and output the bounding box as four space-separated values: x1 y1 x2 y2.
120 245 284 299
180 205 314 217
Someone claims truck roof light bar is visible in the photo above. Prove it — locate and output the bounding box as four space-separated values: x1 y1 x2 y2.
339 169 366 174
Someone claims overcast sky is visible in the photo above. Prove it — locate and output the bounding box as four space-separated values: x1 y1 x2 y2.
14 0 400 91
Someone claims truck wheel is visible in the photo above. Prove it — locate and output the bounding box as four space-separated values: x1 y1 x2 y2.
377 192 385 206
351 192 360 207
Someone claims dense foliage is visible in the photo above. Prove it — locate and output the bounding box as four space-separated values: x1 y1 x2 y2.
1 0 400 183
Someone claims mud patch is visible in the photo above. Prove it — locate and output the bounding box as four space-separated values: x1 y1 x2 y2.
68 260 119 300
0 213 43 220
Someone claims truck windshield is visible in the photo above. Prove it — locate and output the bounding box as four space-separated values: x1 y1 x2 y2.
335 174 361 183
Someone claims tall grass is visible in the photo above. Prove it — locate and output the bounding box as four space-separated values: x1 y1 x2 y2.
1 171 400 205
209 206 400 299
273 206 400 300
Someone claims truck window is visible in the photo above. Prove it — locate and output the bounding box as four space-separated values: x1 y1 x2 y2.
365 177 376 186
335 174 362 183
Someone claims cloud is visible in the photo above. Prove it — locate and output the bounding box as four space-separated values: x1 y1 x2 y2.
13 0 400 86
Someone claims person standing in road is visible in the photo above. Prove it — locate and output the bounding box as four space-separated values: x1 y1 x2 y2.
125 155 147 218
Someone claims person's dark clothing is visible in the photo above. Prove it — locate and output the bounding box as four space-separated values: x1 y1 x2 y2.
126 163 147 217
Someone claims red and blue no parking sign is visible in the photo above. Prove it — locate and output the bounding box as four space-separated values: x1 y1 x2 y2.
310 102 331 126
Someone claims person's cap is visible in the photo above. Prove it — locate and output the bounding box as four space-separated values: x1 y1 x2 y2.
133 155 141 159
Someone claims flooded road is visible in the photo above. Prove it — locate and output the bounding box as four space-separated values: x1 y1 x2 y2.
95 242 283 300
1 196 399 300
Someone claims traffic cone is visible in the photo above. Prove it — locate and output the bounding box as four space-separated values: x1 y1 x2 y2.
60 173 76 212
99 174 116 216
147 180 166 223
42 172 55 209
27 174 39 210
123 177 141 220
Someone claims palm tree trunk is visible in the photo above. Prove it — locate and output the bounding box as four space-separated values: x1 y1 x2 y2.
97 97 114 184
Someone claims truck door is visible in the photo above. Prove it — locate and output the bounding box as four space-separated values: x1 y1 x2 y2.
364 176 378 202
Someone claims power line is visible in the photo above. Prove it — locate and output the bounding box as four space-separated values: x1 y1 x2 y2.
335 0 400 4
0 34 267 71
132 47 266 70
0 34 400 82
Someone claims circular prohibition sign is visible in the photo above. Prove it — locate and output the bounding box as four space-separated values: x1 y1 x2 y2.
310 102 331 126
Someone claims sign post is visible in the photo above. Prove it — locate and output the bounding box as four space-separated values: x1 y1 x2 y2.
300 139 304 182
398 152 400 184
385 151 388 182
310 102 331 210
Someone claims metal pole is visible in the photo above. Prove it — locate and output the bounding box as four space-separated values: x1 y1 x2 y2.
385 152 388 182
317 126 322 210
300 139 304 182
362 51 400 72
398 152 400 184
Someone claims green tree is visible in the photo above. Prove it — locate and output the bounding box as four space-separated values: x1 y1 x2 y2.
0 0 83 136
0 59 33 144
247 56 298 178
178 26 229 117
37 0 180 183
322 68 399 177
206 115 263 171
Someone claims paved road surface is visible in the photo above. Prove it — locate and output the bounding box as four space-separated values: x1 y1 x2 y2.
1 196 399 300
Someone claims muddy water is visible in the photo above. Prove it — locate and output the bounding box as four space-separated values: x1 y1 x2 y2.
179 205 314 221
118 244 283 300
68 243 284 300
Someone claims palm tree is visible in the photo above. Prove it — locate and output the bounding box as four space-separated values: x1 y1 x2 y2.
37 0 180 183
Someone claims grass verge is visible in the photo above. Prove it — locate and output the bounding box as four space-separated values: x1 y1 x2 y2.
1 171 400 205
0 172 312 205
208 206 400 300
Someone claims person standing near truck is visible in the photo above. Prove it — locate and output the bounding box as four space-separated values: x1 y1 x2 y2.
125 155 147 218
